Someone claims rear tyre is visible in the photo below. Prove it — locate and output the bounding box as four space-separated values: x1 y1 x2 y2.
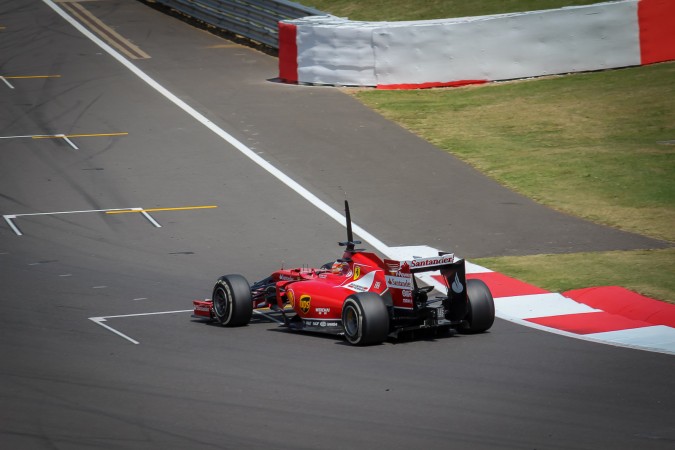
341 292 390 346
461 279 495 333
212 274 253 327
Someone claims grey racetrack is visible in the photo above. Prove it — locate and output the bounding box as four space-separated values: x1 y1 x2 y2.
1 1 673 449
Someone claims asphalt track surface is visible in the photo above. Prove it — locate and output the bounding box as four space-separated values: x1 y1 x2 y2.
1 1 673 449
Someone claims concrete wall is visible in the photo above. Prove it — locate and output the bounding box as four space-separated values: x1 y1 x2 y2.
278 0 675 88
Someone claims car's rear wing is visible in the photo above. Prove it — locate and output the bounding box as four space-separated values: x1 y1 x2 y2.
407 253 458 274
406 253 468 320
408 253 467 295
384 253 468 314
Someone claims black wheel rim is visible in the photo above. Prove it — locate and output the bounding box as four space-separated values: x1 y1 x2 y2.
214 286 230 318
344 304 359 338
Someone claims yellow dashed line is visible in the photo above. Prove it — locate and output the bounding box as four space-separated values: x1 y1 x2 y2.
106 206 219 214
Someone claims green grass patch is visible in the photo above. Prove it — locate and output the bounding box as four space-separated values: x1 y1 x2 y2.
474 249 675 305
352 63 675 242
301 0 600 21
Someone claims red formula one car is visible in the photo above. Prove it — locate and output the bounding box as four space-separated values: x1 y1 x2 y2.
193 202 495 345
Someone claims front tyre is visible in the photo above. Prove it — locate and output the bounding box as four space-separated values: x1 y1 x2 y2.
212 274 253 327
341 292 390 346
461 279 495 333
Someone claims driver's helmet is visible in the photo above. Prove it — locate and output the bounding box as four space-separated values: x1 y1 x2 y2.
331 260 348 275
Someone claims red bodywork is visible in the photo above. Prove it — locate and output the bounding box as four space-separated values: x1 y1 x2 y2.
271 251 390 330
193 251 390 322
193 200 475 338
193 248 466 336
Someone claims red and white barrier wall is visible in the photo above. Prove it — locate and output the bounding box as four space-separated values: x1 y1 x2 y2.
278 0 674 89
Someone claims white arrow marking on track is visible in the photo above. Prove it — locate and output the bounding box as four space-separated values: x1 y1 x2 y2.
89 310 192 344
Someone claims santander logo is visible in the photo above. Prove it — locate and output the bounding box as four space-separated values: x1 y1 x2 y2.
409 254 455 269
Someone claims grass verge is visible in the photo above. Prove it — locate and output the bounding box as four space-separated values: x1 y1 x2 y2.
302 0 600 21
352 63 675 242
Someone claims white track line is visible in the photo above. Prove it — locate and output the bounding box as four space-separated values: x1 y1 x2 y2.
42 0 391 258
0 76 14 89
3 207 160 236
139 210 162 228
90 317 140 345
89 309 193 344
3 215 22 236
56 133 79 149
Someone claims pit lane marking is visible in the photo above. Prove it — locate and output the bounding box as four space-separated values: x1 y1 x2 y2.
90 307 291 344
31 132 128 139
1 74 61 89
106 205 218 214
90 310 193 345
3 207 160 236
3 205 218 236
0 132 128 150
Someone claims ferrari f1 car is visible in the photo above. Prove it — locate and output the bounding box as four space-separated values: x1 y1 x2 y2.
193 202 495 345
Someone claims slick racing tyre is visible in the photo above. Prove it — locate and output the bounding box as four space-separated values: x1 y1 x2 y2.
461 279 495 333
212 274 253 327
341 292 390 346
